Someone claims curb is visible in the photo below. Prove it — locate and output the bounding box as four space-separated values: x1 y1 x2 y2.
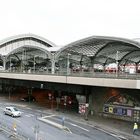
92 125 128 140
38 117 72 133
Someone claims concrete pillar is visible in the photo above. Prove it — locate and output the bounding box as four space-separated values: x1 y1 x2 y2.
89 93 94 115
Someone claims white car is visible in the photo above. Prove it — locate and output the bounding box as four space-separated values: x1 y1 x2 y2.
4 107 21 117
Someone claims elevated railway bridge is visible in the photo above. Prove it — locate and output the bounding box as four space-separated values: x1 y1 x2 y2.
0 34 140 122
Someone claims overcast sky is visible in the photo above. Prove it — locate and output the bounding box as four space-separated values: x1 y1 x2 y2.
0 0 140 45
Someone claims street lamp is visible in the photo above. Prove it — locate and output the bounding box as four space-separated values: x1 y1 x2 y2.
34 124 39 140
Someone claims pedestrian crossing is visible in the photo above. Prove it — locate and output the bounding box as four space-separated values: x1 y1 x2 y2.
25 114 35 117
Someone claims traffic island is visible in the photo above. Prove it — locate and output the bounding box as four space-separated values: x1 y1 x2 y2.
38 116 72 133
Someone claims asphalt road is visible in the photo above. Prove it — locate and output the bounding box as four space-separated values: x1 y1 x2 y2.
0 100 119 140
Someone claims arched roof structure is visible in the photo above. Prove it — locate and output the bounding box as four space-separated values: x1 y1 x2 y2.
56 36 140 67
0 33 57 57
0 34 57 71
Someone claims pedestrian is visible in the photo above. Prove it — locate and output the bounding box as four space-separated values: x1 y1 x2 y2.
133 122 138 135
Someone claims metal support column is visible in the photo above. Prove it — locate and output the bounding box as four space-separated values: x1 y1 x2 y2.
51 53 55 74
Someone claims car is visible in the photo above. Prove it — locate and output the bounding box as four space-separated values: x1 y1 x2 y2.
4 107 21 117
20 95 36 102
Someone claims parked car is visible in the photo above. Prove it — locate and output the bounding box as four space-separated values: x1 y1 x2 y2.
20 95 36 102
4 107 21 117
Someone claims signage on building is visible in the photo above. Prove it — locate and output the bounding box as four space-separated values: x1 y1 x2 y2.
103 104 140 122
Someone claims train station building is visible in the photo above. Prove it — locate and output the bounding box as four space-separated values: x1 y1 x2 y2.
0 34 140 122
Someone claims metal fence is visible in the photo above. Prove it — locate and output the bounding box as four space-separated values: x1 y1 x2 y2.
1 69 140 80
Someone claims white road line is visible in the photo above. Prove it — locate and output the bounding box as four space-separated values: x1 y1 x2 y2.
25 114 34 117
38 118 72 134
40 130 45 134
42 115 55 119
25 115 32 117
31 127 34 130
26 107 32 110
13 118 21 123
70 123 89 132
28 114 34 117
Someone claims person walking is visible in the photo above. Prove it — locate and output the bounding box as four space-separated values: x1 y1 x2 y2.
133 122 138 135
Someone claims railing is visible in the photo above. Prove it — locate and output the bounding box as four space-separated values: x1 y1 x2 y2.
1 69 140 80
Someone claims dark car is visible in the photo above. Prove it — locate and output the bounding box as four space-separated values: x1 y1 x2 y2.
20 96 36 102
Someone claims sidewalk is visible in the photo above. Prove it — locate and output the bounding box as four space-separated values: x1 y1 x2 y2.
2 99 140 140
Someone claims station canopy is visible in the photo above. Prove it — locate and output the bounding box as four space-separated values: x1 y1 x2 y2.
1 34 140 71
0 34 57 70
56 36 140 68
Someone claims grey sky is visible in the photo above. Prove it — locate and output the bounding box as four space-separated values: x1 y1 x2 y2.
0 0 140 45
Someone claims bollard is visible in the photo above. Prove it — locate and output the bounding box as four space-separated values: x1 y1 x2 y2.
62 116 65 126
13 127 17 135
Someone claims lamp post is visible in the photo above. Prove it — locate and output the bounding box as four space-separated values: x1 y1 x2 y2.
116 51 119 77
34 124 39 140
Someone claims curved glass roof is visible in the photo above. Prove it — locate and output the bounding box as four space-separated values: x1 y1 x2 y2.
56 36 140 66
0 34 140 72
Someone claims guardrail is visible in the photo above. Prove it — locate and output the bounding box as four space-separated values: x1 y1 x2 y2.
1 70 140 80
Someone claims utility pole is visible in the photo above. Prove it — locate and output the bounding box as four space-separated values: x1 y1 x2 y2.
34 124 39 140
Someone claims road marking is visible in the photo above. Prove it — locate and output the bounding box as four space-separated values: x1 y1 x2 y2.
38 117 72 134
25 114 34 117
13 118 21 123
25 115 31 117
92 126 128 140
29 114 34 117
42 115 55 119
70 123 89 132
0 107 4 110
26 107 32 110
40 130 45 134
31 127 34 131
